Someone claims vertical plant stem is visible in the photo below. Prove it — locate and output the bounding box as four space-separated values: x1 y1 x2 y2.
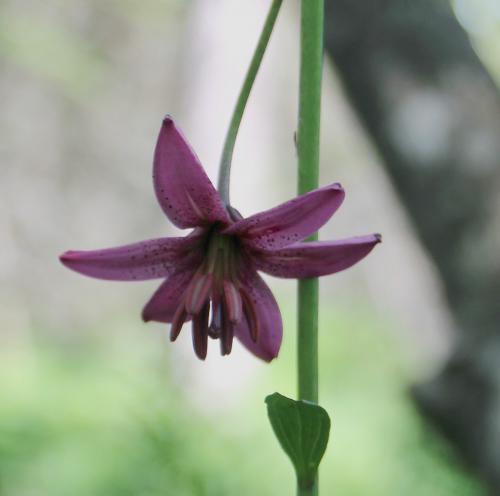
217 0 283 205
297 0 324 495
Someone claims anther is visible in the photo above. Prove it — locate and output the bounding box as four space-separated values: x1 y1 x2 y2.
192 302 209 360
219 305 234 356
223 280 242 324
208 293 222 338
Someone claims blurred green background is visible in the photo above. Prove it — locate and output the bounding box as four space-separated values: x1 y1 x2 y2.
1 0 498 494
0 308 486 495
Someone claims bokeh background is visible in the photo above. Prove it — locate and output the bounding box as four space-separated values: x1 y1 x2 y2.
1 1 499 494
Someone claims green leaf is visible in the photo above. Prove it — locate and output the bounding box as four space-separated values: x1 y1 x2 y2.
265 392 331 489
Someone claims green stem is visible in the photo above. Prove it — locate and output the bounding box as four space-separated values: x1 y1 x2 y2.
297 0 324 495
217 0 283 205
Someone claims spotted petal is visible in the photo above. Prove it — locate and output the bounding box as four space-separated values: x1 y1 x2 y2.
142 269 195 323
153 116 230 228
60 237 200 281
254 234 381 279
235 270 282 362
223 183 345 249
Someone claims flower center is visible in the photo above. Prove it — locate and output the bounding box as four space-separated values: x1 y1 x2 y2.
169 227 259 360
205 230 240 280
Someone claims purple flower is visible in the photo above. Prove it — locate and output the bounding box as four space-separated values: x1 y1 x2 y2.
60 117 380 361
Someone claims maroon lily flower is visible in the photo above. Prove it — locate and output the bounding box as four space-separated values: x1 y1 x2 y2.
60 117 380 361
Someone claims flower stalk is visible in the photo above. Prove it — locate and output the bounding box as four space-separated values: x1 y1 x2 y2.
217 0 283 205
297 0 324 495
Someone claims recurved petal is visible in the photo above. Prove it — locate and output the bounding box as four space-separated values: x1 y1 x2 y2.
142 269 195 323
222 183 345 249
234 270 282 362
153 116 230 228
60 236 200 281
254 234 381 278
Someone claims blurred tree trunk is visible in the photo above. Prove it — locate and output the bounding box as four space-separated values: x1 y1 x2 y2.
324 0 500 492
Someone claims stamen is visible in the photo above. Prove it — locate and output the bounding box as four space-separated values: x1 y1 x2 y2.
219 304 234 356
192 302 209 360
185 273 213 315
208 291 222 338
170 304 188 342
223 280 242 324
240 287 260 343
208 246 224 274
